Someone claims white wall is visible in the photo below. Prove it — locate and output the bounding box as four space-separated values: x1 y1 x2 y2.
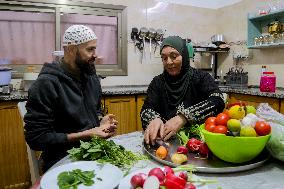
80 0 217 86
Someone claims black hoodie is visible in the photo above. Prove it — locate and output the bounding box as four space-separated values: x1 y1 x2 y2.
24 62 103 171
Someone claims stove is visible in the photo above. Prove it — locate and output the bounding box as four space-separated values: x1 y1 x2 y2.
0 84 13 95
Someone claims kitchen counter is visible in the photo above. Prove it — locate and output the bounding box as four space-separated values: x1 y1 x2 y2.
219 86 284 99
36 131 284 189
1 85 284 101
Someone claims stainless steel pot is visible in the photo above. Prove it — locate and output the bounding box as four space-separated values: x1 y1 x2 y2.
211 34 225 45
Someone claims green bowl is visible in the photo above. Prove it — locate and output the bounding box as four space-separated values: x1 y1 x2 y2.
200 125 271 163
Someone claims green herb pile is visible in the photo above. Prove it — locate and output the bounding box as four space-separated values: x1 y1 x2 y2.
177 124 202 145
67 136 147 169
57 169 95 189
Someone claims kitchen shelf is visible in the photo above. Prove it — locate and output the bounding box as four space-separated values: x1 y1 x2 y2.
248 9 284 21
193 46 230 53
247 9 284 47
247 42 284 49
193 46 230 79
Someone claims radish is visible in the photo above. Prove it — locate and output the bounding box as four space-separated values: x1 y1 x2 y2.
143 176 160 189
177 146 189 154
184 183 196 189
163 166 174 175
130 174 145 188
148 168 165 182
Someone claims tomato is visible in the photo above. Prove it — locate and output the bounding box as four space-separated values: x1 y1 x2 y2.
213 125 228 134
215 113 230 126
205 117 216 125
205 123 216 132
223 109 230 117
255 121 271 136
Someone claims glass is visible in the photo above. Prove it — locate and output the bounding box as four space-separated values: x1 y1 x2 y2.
0 10 55 65
280 33 284 42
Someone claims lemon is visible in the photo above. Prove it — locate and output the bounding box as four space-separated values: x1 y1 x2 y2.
240 126 257 137
227 119 241 132
228 105 245 120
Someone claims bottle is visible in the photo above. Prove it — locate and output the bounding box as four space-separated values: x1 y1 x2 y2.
260 72 276 92
261 65 267 74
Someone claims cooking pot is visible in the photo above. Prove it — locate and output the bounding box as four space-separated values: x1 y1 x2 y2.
211 34 225 46
0 67 12 86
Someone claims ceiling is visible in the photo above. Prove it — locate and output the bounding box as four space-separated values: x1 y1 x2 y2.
161 0 243 9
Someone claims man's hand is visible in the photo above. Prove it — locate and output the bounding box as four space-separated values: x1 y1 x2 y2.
144 118 165 145
67 114 118 141
100 114 118 126
163 115 187 141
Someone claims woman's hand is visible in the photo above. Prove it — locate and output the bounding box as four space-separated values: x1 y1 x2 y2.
163 115 187 141
144 118 165 145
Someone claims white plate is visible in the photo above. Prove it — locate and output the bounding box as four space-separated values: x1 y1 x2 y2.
40 161 123 189
118 168 208 189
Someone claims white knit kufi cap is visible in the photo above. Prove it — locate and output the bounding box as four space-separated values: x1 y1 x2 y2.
62 25 97 46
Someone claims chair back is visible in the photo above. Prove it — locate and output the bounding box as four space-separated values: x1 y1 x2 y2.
17 101 40 184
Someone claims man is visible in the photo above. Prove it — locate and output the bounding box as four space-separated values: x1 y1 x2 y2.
24 25 118 172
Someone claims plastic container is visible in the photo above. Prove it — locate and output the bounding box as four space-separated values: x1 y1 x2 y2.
260 71 276 92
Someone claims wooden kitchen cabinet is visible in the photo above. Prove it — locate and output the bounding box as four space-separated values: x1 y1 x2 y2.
0 102 31 189
104 96 137 135
280 99 284 115
228 93 280 111
136 95 146 131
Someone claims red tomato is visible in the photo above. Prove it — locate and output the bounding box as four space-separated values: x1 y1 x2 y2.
205 123 216 132
205 117 216 125
213 125 228 134
215 113 230 126
223 109 230 117
255 121 271 136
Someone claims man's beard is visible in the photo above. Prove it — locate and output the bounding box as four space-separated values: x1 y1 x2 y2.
75 51 96 75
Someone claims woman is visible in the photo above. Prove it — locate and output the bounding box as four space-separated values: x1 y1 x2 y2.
141 36 225 145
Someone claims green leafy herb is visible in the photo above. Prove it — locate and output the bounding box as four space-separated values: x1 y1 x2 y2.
177 124 202 145
68 137 148 170
57 169 95 189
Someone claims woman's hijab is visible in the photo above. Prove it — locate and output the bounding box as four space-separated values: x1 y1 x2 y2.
160 36 192 108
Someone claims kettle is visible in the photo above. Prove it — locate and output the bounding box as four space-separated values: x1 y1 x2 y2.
268 20 283 34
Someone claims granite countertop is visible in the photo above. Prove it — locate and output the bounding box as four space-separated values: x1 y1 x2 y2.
1 85 284 101
219 86 284 99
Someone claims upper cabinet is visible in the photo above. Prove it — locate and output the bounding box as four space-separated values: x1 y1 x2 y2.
247 10 284 49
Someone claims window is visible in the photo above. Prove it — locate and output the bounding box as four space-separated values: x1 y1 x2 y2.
0 0 127 76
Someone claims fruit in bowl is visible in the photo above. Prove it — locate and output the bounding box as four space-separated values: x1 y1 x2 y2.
200 124 271 163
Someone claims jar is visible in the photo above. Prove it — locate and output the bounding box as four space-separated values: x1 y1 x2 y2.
260 72 276 92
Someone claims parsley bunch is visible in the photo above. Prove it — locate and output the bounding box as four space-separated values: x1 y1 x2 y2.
68 137 147 169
